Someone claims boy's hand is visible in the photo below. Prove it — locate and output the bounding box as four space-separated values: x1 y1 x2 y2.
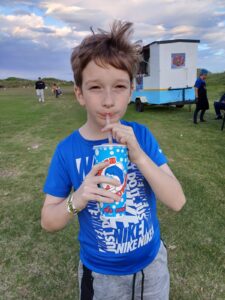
101 123 144 164
73 161 121 211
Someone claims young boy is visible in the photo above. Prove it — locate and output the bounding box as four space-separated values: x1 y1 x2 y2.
41 21 186 300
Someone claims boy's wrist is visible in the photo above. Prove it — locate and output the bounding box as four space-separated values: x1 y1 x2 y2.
132 149 148 166
66 193 82 217
134 151 157 174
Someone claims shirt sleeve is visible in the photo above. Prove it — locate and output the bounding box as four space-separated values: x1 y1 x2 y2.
43 145 72 197
194 78 201 89
138 124 168 167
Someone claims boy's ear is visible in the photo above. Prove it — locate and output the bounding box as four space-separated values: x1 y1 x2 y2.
74 86 85 106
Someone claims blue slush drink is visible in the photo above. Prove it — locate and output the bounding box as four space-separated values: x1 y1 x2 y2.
93 144 129 218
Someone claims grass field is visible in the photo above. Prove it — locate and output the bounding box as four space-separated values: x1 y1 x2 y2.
0 84 225 299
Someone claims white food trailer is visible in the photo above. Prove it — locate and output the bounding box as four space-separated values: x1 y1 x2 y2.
131 39 200 111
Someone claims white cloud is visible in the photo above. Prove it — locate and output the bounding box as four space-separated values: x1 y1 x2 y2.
0 13 43 38
0 13 44 28
217 21 225 27
214 49 225 56
170 25 196 36
0 11 84 51
198 44 210 51
40 1 105 30
203 31 225 44
0 0 225 79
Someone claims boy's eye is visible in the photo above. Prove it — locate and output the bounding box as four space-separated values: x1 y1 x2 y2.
90 86 100 90
115 85 126 89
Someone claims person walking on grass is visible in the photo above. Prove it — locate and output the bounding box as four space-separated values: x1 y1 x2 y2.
35 77 45 102
41 20 186 300
193 69 209 124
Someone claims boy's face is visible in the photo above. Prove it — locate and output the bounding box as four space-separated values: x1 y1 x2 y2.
75 60 133 130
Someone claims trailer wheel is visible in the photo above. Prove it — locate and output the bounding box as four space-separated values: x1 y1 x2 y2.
135 99 144 112
176 104 184 108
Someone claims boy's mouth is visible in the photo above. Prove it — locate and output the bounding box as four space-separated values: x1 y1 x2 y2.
99 113 114 119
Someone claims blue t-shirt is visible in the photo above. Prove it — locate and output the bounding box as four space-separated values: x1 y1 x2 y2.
194 77 205 89
194 77 207 98
43 120 167 275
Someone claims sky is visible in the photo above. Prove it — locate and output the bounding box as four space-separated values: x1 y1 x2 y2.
0 0 225 81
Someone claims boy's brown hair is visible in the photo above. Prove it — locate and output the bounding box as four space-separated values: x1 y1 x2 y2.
71 20 142 87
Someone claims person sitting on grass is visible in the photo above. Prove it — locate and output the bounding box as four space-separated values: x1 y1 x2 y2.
214 92 225 120
41 20 186 300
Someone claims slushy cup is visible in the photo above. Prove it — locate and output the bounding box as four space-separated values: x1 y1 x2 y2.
93 144 129 218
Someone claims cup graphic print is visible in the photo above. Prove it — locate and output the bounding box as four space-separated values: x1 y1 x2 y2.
93 144 129 218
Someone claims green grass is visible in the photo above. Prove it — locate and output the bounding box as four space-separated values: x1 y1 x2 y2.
0 77 73 88
0 83 225 299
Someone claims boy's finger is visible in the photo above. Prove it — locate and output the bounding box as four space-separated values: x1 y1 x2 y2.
89 187 121 202
93 195 115 203
89 161 110 176
93 192 121 203
101 122 120 132
92 188 121 202
94 176 121 186
101 125 111 131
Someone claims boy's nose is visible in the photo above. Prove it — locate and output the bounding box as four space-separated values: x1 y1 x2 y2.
102 90 115 108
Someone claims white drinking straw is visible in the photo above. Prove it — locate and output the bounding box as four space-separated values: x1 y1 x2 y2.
106 114 113 144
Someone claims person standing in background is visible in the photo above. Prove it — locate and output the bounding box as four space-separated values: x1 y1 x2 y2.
35 77 46 103
193 69 209 124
